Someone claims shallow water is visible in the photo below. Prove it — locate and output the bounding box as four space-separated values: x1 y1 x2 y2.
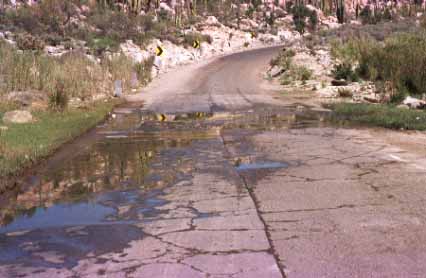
236 161 289 171
0 106 327 235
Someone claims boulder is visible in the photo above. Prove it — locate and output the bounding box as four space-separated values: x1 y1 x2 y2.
274 7 287 18
403 96 426 109
120 40 151 63
277 30 298 42
159 2 174 13
269 66 284 78
205 16 220 26
3 110 34 124
240 18 259 29
306 4 324 19
44 45 67 57
4 91 48 108
362 93 380 103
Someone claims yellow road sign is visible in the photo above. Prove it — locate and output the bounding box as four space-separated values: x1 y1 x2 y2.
155 46 164 56
192 40 200 49
156 114 167 121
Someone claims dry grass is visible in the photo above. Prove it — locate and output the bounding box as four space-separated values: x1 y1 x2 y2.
0 40 153 103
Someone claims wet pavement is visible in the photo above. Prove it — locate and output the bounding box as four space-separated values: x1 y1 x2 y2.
0 105 324 277
2 47 426 277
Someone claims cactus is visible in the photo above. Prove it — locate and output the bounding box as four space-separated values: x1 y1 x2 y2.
336 0 345 23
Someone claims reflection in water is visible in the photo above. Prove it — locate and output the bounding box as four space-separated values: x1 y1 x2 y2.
0 202 115 234
0 107 328 232
0 112 205 231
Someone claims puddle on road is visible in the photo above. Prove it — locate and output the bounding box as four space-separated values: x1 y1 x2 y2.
0 202 115 234
0 106 329 264
235 161 289 171
0 108 327 233
0 110 219 234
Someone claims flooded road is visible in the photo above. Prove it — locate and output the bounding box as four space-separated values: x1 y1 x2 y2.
2 47 426 277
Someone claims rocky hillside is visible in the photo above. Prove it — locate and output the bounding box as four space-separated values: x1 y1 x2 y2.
1 0 425 107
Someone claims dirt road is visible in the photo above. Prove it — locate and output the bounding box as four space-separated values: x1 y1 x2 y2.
1 47 426 278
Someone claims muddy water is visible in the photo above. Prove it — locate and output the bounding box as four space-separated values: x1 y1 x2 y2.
0 105 328 267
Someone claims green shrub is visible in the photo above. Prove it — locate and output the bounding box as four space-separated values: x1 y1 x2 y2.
329 103 426 130
309 10 319 31
331 63 359 82
293 65 313 81
246 6 255 18
360 6 393 25
280 75 292 85
49 80 68 111
292 4 310 34
16 32 46 51
291 4 318 34
334 33 426 102
87 36 121 55
330 38 365 64
270 49 295 70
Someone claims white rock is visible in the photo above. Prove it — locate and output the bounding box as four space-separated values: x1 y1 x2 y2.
240 18 259 29
120 40 151 63
159 3 174 13
269 66 283 78
205 16 220 26
306 4 324 19
44 45 66 57
277 30 299 42
3 110 34 124
403 96 426 109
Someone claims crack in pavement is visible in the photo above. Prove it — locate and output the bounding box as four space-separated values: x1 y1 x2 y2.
218 131 287 278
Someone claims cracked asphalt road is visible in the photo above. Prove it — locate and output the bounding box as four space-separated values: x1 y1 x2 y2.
1 47 426 277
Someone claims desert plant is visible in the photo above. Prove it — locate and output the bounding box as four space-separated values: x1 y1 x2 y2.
309 10 319 31
332 63 359 82
134 56 154 86
49 80 68 111
293 65 313 81
292 4 310 34
0 42 139 103
16 33 45 51
334 33 426 102
336 0 345 24
104 54 134 91
280 75 292 85
360 6 393 25
270 49 295 70
182 32 212 47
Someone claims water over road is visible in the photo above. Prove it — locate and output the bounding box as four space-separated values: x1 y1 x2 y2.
1 47 426 277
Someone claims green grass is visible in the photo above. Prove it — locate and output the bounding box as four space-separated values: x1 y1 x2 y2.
0 100 118 180
328 103 426 130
